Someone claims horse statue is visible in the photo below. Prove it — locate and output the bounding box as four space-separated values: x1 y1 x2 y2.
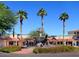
35 34 48 47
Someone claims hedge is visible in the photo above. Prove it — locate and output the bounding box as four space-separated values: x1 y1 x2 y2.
0 46 21 53
33 46 79 54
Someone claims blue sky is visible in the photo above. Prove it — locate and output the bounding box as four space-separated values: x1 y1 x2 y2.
2 1 79 35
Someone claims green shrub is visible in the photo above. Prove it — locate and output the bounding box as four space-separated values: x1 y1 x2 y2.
33 46 79 54
33 48 39 54
38 48 49 53
62 46 75 52
0 46 21 53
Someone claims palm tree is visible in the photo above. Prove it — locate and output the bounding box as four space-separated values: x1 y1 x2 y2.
17 10 28 40
37 8 47 37
59 12 69 45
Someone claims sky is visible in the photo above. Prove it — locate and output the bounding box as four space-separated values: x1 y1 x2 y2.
1 1 79 35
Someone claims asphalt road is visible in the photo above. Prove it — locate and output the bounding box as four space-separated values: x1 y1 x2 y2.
0 52 79 57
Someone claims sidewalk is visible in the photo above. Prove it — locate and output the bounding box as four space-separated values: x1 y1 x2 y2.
12 47 35 54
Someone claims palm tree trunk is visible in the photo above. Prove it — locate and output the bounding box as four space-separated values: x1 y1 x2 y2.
19 22 23 47
63 21 66 45
20 23 22 40
41 16 44 37
13 28 15 37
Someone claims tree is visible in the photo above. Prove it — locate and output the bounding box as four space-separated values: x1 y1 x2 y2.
0 3 17 36
29 31 40 37
29 30 47 38
37 8 47 36
17 10 28 40
59 12 69 45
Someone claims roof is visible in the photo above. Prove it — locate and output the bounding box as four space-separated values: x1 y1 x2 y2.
0 36 19 41
47 37 74 42
68 30 79 32
0 37 5 40
8 37 19 41
47 37 58 42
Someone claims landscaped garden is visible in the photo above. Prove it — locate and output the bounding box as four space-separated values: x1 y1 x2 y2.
0 46 21 53
33 46 79 54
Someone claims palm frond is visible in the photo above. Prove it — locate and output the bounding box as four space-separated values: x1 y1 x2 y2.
37 8 47 16
59 12 69 21
17 10 28 20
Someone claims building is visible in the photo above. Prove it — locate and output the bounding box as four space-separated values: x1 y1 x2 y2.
68 30 79 35
0 34 30 48
1 30 79 48
68 30 79 46
47 35 74 46
47 30 79 46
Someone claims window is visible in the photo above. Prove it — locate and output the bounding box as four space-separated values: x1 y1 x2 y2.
9 41 16 45
9 41 13 45
61 42 63 44
77 32 79 34
49 42 53 44
74 32 76 34
57 42 59 44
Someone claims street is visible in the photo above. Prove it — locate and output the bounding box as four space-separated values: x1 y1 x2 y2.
0 52 79 57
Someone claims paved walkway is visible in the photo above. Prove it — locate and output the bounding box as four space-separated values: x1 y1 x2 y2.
12 47 35 54
1 52 79 57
